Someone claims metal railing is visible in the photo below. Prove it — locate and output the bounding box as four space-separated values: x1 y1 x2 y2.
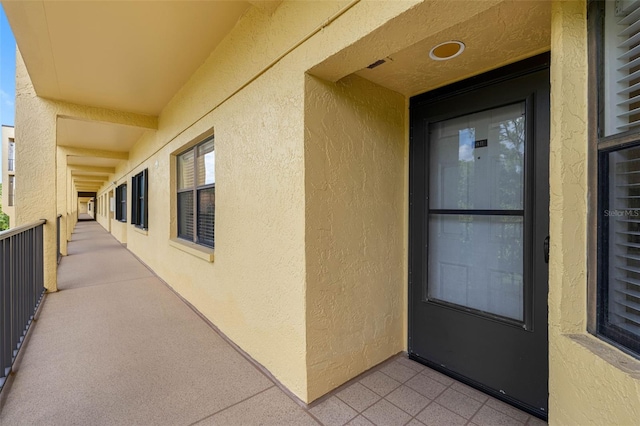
0 219 46 393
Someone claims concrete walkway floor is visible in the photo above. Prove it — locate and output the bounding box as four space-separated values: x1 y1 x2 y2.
0 222 544 426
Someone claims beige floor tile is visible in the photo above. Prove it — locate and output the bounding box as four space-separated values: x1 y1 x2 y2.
337 382 381 412
415 402 467 426
485 397 530 422
435 388 483 419
359 371 401 397
385 385 431 416
395 356 426 373
421 368 455 387
405 374 448 400
406 419 426 426
449 382 489 403
471 405 526 426
309 396 358 426
195 387 318 426
527 415 548 425
362 399 412 426
379 361 419 383
346 415 376 426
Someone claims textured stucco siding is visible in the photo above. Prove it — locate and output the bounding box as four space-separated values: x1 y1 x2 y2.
304 74 406 401
548 1 640 424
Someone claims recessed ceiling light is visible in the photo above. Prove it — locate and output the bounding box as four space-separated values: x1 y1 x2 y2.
429 41 465 61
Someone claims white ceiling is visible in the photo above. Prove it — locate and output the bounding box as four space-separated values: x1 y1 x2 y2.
3 1 273 193
4 0 251 116
66 156 123 168
354 1 551 97
57 117 147 152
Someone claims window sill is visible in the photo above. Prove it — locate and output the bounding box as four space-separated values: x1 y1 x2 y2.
169 238 214 262
566 334 640 380
132 226 148 236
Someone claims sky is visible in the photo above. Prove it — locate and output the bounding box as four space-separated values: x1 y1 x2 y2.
0 7 15 127
0 7 16 184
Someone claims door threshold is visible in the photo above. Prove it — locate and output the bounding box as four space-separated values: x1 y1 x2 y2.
408 353 548 421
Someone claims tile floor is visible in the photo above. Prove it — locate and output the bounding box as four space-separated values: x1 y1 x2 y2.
0 222 547 425
307 355 547 426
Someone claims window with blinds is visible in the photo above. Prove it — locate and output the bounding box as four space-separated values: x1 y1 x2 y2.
603 144 640 355
131 169 148 230
8 176 14 207
176 136 215 249
115 184 127 222
8 139 14 172
604 0 640 136
594 0 640 360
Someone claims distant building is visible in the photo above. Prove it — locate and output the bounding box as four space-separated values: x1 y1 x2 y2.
1 124 15 224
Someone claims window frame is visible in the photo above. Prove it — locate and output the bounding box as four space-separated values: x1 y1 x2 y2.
115 183 127 222
176 136 215 249
7 175 14 207
589 0 640 358
131 169 148 230
8 139 14 172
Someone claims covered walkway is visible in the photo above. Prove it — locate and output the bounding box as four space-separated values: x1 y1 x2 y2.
0 222 541 425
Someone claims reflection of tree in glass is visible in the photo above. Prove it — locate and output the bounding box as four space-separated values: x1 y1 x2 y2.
497 116 525 210
495 117 525 269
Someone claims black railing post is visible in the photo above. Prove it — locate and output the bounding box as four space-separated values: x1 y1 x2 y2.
0 220 46 392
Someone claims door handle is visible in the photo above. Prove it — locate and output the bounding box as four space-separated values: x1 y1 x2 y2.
544 236 550 264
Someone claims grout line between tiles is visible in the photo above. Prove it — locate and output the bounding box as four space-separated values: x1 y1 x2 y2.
186 385 276 426
334 388 382 415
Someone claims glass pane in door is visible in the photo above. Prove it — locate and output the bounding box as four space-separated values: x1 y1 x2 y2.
429 103 525 210
427 102 526 321
428 214 524 320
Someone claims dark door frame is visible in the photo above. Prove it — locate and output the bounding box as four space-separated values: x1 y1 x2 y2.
407 52 551 420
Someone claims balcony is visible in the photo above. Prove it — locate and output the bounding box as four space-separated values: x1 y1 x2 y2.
0 221 543 425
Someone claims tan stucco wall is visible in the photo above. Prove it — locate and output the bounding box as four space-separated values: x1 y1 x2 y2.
548 1 640 424
14 51 58 290
96 191 110 230
304 74 406 400
56 149 67 255
78 201 88 214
